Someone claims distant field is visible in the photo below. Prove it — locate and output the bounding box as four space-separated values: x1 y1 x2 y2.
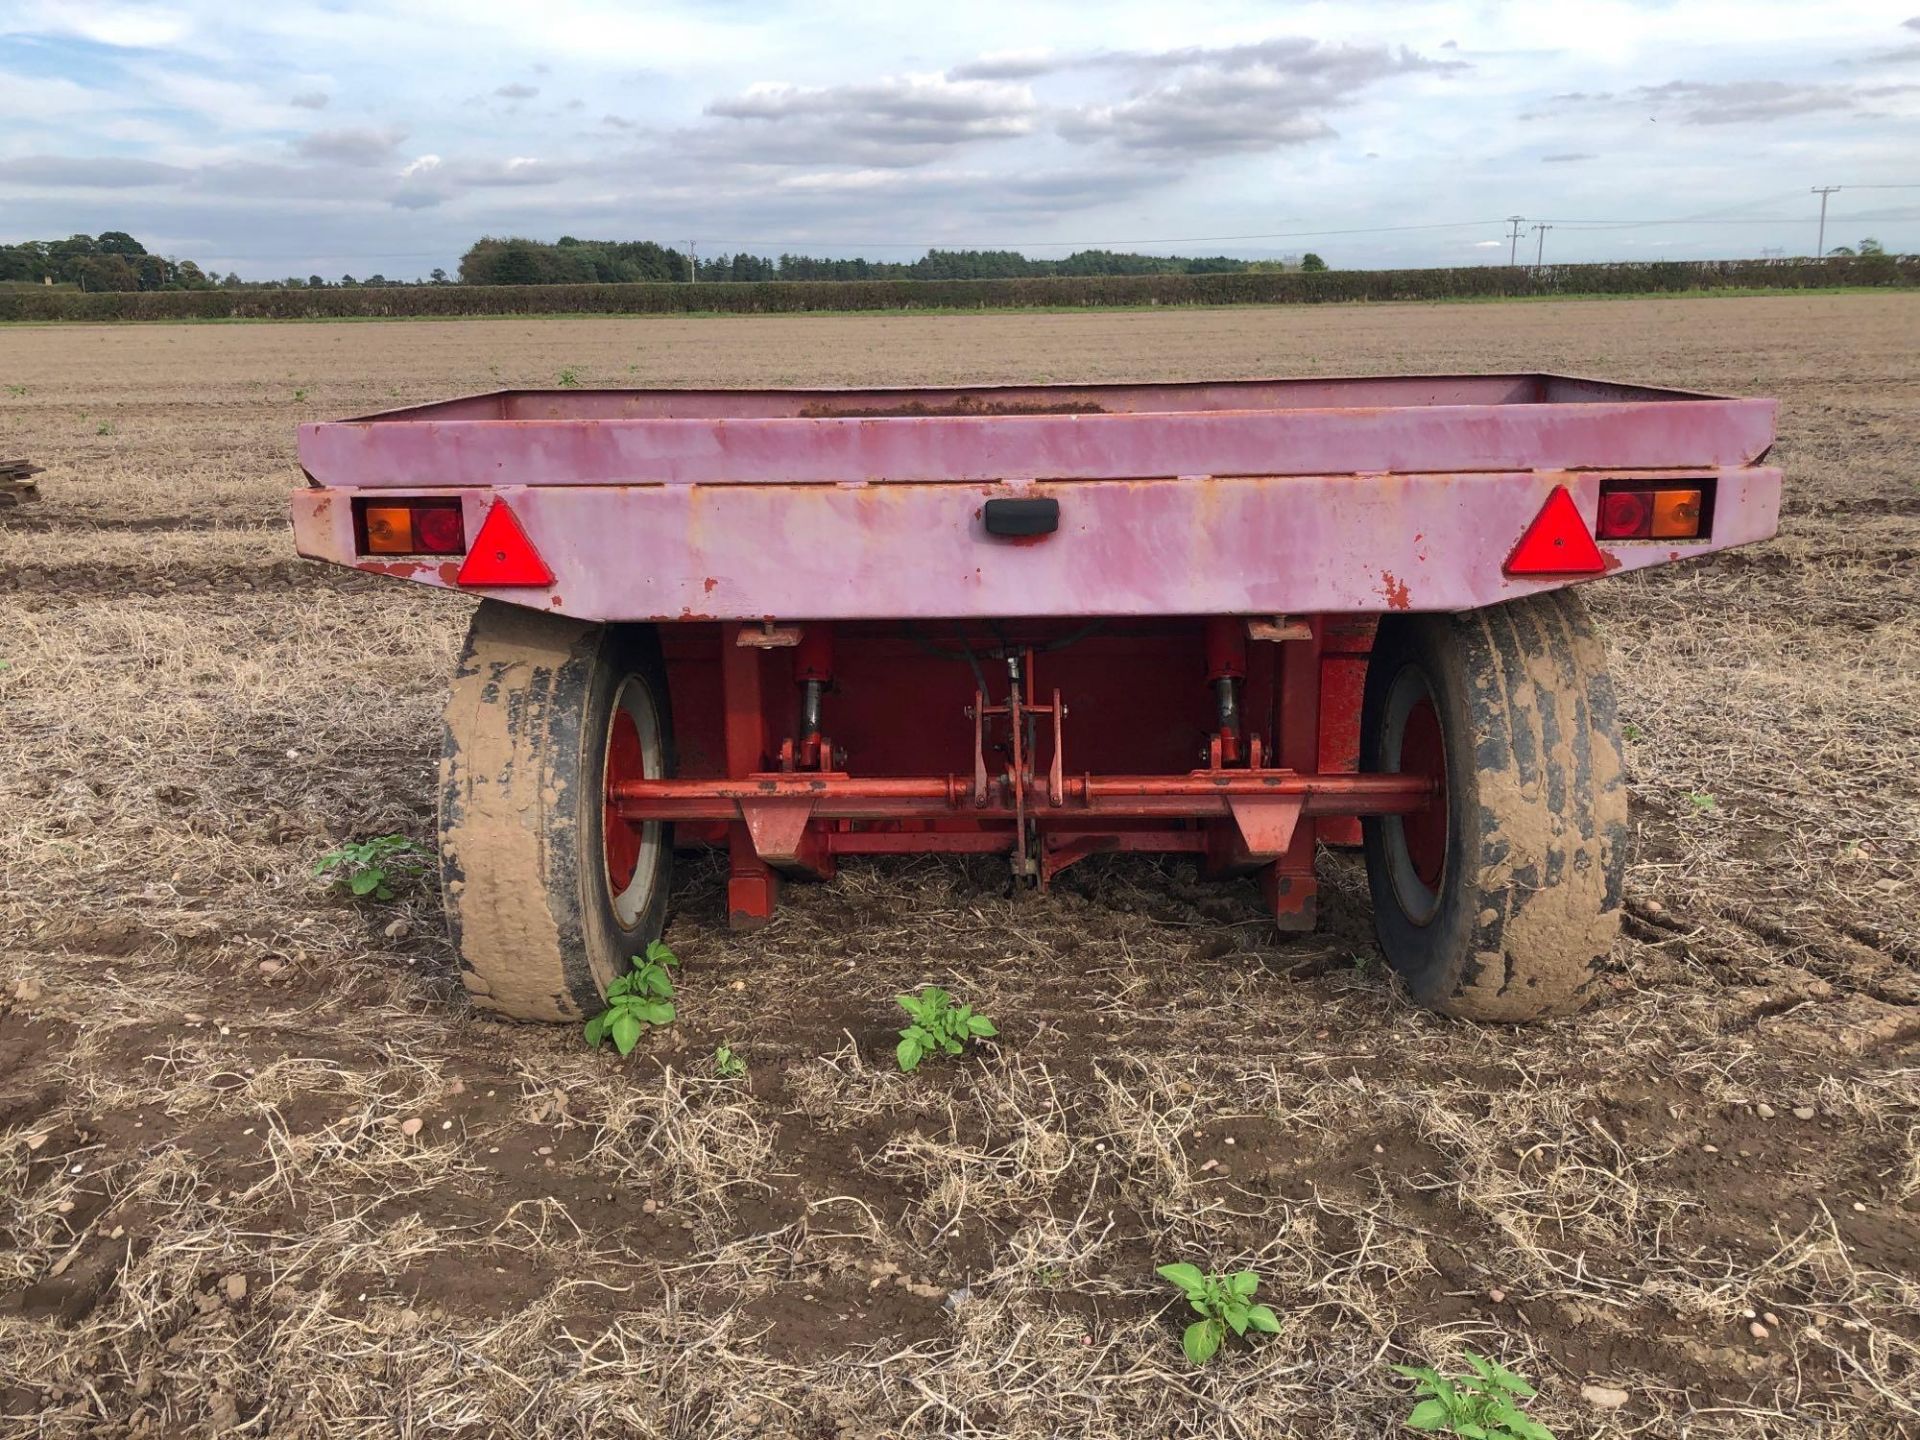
1 295 1916 1438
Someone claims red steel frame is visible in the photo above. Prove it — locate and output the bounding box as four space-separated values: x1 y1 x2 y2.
615 617 1420 929
291 375 1781 930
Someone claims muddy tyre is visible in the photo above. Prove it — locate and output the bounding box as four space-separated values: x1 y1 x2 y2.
1360 589 1628 1021
439 601 673 1021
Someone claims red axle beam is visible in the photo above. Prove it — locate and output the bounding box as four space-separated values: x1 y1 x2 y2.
609 770 1431 823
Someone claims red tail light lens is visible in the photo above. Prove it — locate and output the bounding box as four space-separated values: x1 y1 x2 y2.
413 505 465 554
1597 481 1711 542
1597 489 1653 539
353 498 466 556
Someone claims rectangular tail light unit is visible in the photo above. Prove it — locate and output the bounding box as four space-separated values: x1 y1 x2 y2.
1596 480 1713 542
353 498 467 556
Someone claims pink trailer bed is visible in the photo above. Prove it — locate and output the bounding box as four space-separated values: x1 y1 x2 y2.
292 374 1780 1023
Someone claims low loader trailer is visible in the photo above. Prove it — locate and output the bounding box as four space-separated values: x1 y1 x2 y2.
291 374 1780 1022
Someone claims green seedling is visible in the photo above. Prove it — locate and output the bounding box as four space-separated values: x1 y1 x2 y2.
557 366 582 387
293 387 309 402
894 986 997 1072
584 941 679 1055
1622 722 1644 742
4 385 26 397
313 834 430 901
1686 791 1718 812
1393 1352 1554 1439
96 421 114 435
1156 1263 1280 1365
712 1043 747 1079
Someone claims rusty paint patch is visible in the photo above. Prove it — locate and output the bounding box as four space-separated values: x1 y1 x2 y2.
358 559 430 578
703 576 719 593
1380 571 1412 610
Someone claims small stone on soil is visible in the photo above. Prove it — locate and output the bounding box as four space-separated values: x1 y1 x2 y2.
1764 1312 1780 1326
1793 1106 1816 1120
399 1117 424 1137
259 960 283 975
1489 1288 1506 1303
1749 1321 1770 1340
223 1274 247 1302
1757 1102 1776 1118
1580 1384 1630 1409
384 918 410 939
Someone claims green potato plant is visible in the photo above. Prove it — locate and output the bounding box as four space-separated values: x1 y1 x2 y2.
584 941 679 1056
314 834 430 901
1393 1352 1555 1439
1156 1263 1280 1365
894 986 997 1073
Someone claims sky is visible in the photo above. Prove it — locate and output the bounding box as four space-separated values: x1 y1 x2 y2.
1 0 1917 280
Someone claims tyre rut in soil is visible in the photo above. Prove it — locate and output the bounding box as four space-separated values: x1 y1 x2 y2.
1361 588 1629 1021
438 600 673 1021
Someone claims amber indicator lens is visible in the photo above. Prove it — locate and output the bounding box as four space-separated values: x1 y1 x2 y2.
1651 489 1703 539
362 505 414 554
1596 481 1710 542
354 498 467 556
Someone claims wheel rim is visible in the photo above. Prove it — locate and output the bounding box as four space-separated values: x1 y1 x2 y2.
602 676 664 930
1381 665 1449 925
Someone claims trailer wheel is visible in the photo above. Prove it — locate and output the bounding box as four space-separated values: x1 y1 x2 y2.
1360 589 1628 1021
438 601 673 1021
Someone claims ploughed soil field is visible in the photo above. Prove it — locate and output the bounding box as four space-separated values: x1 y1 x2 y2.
1 296 1916 1439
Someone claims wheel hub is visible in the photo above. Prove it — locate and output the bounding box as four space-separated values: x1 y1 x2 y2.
602 677 663 928
1383 667 1450 925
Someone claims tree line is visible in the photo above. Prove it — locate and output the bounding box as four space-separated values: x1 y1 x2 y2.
0 232 230 292
2 230 1335 291
0 231 466 292
457 236 1330 285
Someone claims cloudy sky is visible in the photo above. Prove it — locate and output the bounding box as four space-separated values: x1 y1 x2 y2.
2 0 1916 279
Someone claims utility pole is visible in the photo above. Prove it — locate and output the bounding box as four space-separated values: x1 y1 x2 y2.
1810 187 1840 258
1531 223 1553 270
687 241 698 283
1505 215 1526 266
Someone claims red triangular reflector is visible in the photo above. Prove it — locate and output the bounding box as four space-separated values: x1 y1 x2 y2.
456 501 553 587
1504 486 1606 577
